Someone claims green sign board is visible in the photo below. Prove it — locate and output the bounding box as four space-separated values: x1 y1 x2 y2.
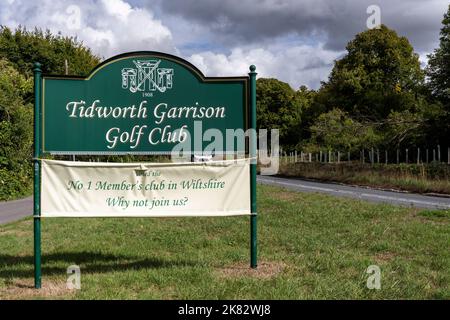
42 51 248 154
32 52 258 289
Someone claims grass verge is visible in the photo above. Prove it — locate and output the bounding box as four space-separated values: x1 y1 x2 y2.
277 162 450 195
0 185 449 299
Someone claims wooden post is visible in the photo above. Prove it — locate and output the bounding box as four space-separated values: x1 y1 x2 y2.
406 148 409 164
417 148 420 165
377 149 380 164
65 59 69 75
385 150 388 164
438 145 441 162
448 147 450 165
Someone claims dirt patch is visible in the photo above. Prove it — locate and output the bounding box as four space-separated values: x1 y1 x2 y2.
374 251 397 263
274 192 299 201
0 279 74 300
216 261 287 280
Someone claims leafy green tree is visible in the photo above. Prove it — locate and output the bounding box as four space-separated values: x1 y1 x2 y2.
309 108 381 152
0 59 33 199
383 110 423 148
426 5 450 146
0 26 100 78
256 78 303 148
427 4 450 106
321 25 425 120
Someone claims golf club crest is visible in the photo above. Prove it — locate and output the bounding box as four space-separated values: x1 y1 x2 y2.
121 60 174 94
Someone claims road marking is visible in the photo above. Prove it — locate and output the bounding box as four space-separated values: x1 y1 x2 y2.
360 193 450 208
257 177 450 209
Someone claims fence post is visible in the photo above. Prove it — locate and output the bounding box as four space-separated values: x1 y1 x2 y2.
438 145 441 162
406 148 409 164
426 149 429 164
385 150 388 165
377 149 380 164
417 148 420 165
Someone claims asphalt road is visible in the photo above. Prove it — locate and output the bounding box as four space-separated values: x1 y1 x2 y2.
1 177 449 225
0 196 32 225
258 175 450 210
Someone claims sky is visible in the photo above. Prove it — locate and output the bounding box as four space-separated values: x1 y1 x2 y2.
0 0 448 89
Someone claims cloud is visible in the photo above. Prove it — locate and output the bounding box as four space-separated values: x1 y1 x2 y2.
156 0 448 54
0 0 448 89
0 0 176 58
189 45 341 90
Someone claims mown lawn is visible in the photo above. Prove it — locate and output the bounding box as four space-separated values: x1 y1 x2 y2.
0 184 449 299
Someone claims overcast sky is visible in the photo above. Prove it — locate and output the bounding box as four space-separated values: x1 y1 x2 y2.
0 0 448 89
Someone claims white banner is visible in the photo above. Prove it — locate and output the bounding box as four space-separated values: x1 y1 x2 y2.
41 159 250 217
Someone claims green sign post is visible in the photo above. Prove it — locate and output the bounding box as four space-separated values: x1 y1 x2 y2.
249 65 258 269
33 52 257 288
33 62 42 289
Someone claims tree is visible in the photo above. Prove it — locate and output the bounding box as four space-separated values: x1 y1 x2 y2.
0 26 100 78
256 78 303 148
322 25 425 120
383 110 423 148
309 108 380 152
0 59 32 168
425 5 450 146
427 4 450 107
0 59 33 199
